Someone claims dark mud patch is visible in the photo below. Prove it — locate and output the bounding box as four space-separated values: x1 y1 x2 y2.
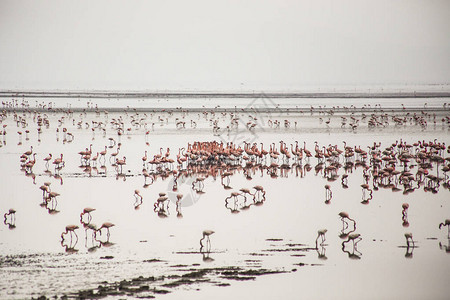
0 253 62 268
54 266 289 299
240 269 286 276
244 259 262 262
285 243 307 247
175 251 224 254
262 248 309 252
143 259 164 263
247 252 271 256
215 282 231 287
163 278 210 288
169 264 189 268
222 275 256 281
219 268 287 281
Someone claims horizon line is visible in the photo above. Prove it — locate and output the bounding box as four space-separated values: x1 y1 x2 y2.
0 89 449 99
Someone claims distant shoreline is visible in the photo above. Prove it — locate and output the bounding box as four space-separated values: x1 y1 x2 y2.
2 105 448 114
0 90 449 99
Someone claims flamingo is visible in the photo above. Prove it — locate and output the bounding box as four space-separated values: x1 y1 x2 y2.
43 153 52 168
315 229 327 247
325 185 332 203
142 151 148 167
97 222 115 241
405 233 414 247
99 146 107 163
200 230 214 252
80 207 96 224
61 225 79 243
3 209 16 227
176 194 183 218
439 219 450 238
53 154 64 171
116 156 126 174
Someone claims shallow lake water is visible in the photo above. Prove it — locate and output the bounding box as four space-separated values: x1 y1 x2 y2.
0 96 449 299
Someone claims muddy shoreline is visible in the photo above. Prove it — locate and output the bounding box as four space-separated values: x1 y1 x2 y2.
31 264 292 299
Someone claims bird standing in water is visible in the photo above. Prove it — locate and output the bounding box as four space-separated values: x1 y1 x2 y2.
439 219 450 238
97 222 115 242
61 225 79 244
200 230 214 252
405 233 414 248
316 229 327 248
4 209 16 229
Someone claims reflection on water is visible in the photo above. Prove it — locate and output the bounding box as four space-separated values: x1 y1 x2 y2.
224 186 267 214
0 96 449 299
439 239 450 254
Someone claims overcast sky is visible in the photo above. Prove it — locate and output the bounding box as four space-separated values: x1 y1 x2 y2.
0 0 449 91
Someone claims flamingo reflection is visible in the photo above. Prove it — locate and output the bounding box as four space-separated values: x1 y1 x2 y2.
202 251 215 262
439 239 450 254
61 240 79 253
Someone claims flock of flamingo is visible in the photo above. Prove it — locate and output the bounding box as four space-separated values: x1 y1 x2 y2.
1 97 449 256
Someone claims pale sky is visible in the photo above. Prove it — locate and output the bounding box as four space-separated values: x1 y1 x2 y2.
0 0 449 91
